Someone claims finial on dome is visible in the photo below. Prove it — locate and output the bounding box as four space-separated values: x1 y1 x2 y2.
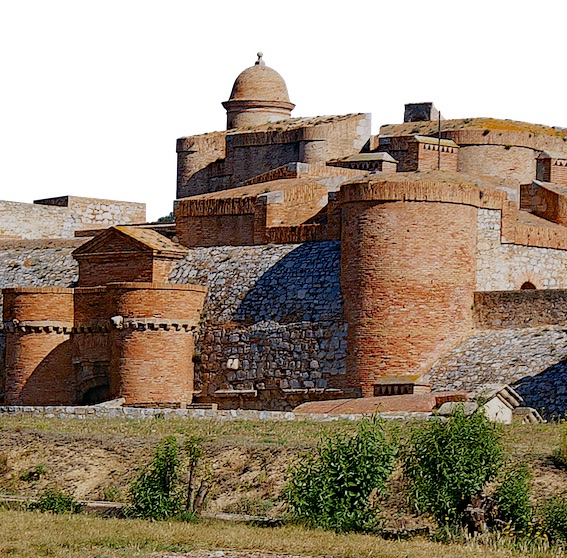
255 51 265 66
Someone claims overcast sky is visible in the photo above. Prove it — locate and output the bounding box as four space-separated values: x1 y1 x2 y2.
1 1 565 221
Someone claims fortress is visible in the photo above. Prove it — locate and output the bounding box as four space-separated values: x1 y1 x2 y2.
2 53 567 416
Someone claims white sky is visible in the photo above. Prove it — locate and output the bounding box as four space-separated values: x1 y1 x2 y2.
1 0 566 221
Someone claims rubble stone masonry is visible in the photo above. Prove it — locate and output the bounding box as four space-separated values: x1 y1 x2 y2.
476 209 567 290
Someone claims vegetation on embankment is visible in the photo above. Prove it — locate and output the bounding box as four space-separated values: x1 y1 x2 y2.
2 415 567 557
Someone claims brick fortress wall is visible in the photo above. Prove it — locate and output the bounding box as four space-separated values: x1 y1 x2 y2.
338 176 495 396
176 114 371 198
1 282 206 406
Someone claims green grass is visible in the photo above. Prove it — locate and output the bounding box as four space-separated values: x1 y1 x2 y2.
0 414 359 449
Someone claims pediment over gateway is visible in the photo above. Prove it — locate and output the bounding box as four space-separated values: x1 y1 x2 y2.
72 226 187 258
72 226 188 287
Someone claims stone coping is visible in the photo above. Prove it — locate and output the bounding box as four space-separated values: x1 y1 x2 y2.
0 405 432 422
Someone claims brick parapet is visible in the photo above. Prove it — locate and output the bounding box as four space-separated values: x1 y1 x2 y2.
338 175 507 208
243 162 362 186
443 128 567 152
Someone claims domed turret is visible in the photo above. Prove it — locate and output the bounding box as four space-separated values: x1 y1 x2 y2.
222 53 295 129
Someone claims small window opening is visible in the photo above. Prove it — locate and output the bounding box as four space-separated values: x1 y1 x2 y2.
521 281 537 290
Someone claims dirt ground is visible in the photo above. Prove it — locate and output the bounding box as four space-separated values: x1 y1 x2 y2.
0 427 300 517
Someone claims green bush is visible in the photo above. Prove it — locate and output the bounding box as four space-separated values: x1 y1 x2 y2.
403 407 504 527
552 422 567 469
127 435 210 521
494 462 533 531
284 415 397 533
31 489 81 514
540 497 567 543
127 435 183 520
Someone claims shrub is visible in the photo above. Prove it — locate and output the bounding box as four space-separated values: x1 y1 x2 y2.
127 435 210 521
284 415 397 533
127 435 182 520
20 463 48 482
540 497 567 543
31 489 81 514
403 407 504 527
552 423 567 469
494 462 533 531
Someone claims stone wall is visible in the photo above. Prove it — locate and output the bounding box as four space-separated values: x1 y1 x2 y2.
169 241 348 408
0 197 145 240
0 201 73 239
476 209 567 290
35 196 146 228
429 326 567 418
474 289 567 329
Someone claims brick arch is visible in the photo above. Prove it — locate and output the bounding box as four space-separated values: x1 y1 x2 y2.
514 271 543 290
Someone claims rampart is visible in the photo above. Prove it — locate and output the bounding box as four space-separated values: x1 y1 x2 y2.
2 283 206 406
379 119 567 188
176 114 371 198
0 197 145 240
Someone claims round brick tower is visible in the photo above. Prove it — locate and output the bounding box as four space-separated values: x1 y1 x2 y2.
222 52 295 129
339 173 488 397
3 287 75 405
106 282 207 406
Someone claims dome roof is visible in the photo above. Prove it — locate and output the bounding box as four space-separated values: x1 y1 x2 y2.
227 53 292 104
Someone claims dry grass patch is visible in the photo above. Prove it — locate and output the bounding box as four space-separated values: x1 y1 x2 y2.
0 510 556 558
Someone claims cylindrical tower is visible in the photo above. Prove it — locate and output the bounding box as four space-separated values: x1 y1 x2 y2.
106 282 207 406
222 53 295 129
339 174 486 397
3 287 75 405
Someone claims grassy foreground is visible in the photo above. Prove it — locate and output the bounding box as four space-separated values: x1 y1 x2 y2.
1 416 567 557
0 509 559 558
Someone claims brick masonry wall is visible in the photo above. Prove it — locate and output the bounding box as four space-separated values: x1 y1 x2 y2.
3 288 75 405
77 255 155 287
0 241 79 399
549 161 567 185
458 145 537 185
176 132 228 199
176 214 256 247
176 115 371 198
109 329 195 405
341 200 477 397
